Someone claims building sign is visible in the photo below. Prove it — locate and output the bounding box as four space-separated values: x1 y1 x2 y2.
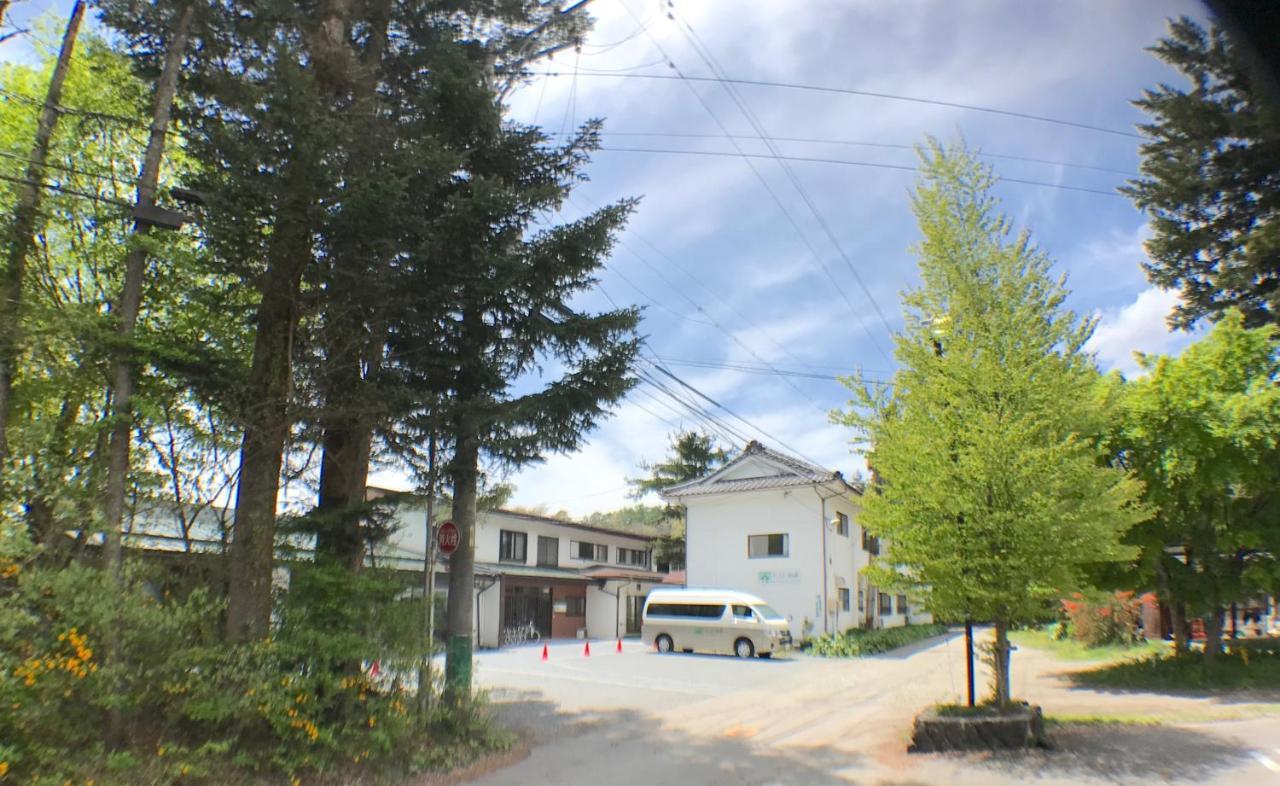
757 570 801 585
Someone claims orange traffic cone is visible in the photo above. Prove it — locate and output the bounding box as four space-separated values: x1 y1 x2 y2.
541 644 548 661
616 639 623 653
583 641 591 657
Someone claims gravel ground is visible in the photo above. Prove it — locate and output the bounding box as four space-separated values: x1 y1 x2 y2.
462 633 1280 785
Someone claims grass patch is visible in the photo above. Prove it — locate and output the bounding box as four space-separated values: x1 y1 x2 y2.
1044 713 1165 728
807 622 949 657
1009 624 1165 662
1072 651 1280 692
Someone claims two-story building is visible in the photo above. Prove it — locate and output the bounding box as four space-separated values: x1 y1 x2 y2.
661 441 926 639
380 502 667 648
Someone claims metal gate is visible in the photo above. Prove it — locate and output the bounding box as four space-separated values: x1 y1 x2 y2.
502 584 552 639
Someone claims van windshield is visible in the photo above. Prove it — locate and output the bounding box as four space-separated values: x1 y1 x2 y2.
753 604 785 621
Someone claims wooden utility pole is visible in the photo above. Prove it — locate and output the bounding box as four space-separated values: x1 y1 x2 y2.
418 434 438 718
102 3 195 575
0 0 85 475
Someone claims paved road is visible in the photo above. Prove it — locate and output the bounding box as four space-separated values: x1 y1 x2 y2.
468 634 1280 785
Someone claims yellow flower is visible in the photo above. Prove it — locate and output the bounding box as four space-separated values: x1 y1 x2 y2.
0 760 9 777
291 777 301 786
367 715 376 728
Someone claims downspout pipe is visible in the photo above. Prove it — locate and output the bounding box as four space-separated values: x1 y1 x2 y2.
813 484 844 636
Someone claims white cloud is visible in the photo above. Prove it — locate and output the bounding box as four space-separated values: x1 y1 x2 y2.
1085 286 1197 376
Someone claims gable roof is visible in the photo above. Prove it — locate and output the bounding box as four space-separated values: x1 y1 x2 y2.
659 441 860 499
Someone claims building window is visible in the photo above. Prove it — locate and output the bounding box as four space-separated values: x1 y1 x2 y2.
617 547 650 568
563 596 585 617
878 592 893 615
839 588 851 612
748 533 789 558
857 588 865 612
897 594 909 615
862 529 880 556
835 512 850 537
571 540 608 561
537 536 558 567
499 530 527 563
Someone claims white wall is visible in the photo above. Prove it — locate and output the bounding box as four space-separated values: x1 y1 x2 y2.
586 584 619 640
476 581 501 648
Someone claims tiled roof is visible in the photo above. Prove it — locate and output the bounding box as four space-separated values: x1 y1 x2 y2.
660 440 860 499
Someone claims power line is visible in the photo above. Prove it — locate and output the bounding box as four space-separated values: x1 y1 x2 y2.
0 149 138 187
525 73 1143 140
0 172 134 209
597 146 1124 198
657 356 896 387
545 130 1139 177
614 2 896 367
668 9 902 347
642 355 827 465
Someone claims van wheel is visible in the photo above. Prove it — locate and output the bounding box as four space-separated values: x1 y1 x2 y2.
655 634 674 653
734 637 755 658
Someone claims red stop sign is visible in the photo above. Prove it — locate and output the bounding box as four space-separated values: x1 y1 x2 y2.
436 520 460 555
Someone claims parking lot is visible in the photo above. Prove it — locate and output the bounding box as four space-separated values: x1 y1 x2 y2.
474 639 805 714
465 633 1280 786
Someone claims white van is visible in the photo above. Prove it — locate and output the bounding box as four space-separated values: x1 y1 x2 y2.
641 588 792 658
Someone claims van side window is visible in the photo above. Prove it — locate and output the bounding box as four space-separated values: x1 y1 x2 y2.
732 604 754 620
647 603 725 618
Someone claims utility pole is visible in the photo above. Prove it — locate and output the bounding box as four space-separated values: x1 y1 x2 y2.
418 435 438 718
0 0 85 475
102 2 196 576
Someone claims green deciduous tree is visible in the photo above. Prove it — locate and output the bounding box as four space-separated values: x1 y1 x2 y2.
1123 17 1280 329
836 143 1146 708
1109 311 1280 659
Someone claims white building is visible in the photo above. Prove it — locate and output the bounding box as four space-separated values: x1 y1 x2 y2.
662 441 926 639
380 502 669 648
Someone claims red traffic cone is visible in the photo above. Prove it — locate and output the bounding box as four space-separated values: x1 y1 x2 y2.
540 644 548 661
616 638 623 653
583 641 591 657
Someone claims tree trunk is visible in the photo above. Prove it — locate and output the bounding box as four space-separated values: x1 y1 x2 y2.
102 2 194 576
225 218 311 641
991 619 1013 709
1203 607 1225 661
444 414 479 705
0 0 85 473
315 412 373 571
1170 603 1188 655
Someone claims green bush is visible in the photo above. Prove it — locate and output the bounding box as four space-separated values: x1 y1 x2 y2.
807 623 949 657
0 557 500 785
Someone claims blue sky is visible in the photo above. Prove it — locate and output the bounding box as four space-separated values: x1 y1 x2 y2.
2 0 1210 516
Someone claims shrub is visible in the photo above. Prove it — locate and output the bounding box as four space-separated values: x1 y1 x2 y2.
0 557 496 785
1060 591 1148 647
807 623 949 657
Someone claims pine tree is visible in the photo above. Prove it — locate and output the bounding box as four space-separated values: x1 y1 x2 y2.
1123 17 1280 329
386 118 640 700
836 142 1146 708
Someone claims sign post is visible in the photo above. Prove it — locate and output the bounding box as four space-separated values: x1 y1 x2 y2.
424 521 458 708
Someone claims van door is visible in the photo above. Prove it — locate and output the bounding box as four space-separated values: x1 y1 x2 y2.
730 604 760 653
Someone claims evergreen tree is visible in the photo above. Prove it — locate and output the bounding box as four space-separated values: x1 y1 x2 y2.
387 118 640 700
1110 311 1280 659
1123 17 1280 329
629 430 733 570
836 143 1145 708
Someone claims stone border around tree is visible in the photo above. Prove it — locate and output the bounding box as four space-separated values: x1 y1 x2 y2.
908 703 1047 752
